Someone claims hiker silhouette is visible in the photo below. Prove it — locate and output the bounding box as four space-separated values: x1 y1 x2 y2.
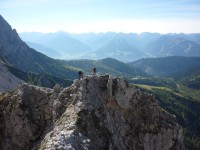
78 71 83 79
92 67 96 74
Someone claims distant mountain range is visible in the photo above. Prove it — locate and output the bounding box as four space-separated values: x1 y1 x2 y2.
0 15 149 92
0 14 200 82
1 14 200 91
2 15 200 149
20 31 91 59
81 37 146 62
20 31 200 62
144 35 200 57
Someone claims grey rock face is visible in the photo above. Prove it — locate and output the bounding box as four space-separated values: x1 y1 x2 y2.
0 83 53 150
0 15 23 57
0 75 185 150
0 61 24 93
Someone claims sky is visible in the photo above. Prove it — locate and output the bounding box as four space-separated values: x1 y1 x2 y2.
0 0 200 33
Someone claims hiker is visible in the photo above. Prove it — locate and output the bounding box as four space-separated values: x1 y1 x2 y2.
92 67 96 75
78 71 83 79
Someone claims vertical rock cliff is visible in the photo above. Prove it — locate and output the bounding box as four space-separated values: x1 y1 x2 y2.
0 75 184 150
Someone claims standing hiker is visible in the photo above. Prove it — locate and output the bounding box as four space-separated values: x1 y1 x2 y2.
92 67 96 75
78 71 83 79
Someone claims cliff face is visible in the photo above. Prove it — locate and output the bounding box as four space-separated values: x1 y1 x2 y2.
0 75 185 150
0 15 24 59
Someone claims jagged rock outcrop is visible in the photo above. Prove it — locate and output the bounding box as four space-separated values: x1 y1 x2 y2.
0 75 185 150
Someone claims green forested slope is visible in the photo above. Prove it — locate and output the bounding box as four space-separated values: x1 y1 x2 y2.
5 61 73 88
129 56 200 77
61 57 149 79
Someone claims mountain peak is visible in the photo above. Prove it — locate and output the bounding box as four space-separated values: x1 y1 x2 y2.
0 15 22 56
0 14 8 25
0 75 185 149
0 15 18 35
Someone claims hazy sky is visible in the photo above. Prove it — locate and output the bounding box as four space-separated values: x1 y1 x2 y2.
1 0 200 33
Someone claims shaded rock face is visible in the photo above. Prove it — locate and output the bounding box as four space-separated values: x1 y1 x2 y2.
0 75 185 150
0 84 53 150
0 61 24 93
0 15 24 58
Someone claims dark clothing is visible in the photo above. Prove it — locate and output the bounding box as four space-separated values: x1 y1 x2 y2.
92 67 96 74
78 71 83 79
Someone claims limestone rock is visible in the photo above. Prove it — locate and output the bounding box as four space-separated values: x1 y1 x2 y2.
0 75 185 150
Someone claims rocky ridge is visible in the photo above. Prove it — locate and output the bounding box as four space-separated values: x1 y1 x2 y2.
0 75 185 150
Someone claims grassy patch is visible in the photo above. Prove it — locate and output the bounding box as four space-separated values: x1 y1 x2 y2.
134 84 174 92
178 84 200 102
64 65 81 71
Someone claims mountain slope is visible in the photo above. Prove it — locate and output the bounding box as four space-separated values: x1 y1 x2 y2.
72 32 124 50
62 57 149 78
85 37 146 62
129 56 200 77
187 34 200 45
7 65 73 89
172 66 200 90
0 58 24 93
0 15 77 79
99 57 148 76
144 35 200 57
25 41 62 59
20 31 91 58
0 56 72 92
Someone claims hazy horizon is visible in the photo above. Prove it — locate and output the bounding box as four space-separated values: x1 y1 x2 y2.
1 0 200 34
19 30 200 34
